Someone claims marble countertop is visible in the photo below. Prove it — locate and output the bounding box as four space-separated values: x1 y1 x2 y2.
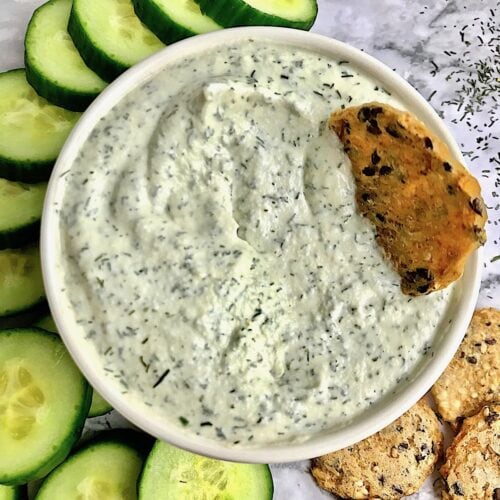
1 1 498 498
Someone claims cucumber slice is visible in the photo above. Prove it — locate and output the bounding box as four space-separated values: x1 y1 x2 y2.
0 485 26 500
0 246 45 318
31 313 114 417
0 69 80 183
139 441 274 499
69 0 165 82
0 179 46 250
132 0 221 44
33 314 57 333
88 391 113 418
0 302 49 331
35 431 151 500
0 328 91 485
195 0 318 29
25 0 107 111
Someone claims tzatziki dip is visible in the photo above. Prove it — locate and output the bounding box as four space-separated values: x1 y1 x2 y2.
56 39 455 446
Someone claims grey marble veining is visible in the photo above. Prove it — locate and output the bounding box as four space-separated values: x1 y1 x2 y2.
1 1 498 499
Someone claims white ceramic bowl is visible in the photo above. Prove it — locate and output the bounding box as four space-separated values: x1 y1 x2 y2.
41 27 481 464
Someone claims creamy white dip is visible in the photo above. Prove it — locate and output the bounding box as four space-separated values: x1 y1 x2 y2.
57 39 454 445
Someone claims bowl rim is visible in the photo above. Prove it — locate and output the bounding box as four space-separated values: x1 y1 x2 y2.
41 26 482 464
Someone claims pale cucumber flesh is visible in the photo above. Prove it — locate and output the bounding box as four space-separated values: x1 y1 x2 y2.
244 0 316 19
139 441 273 499
32 314 113 417
73 0 164 67
0 246 45 317
36 438 146 500
0 70 80 165
0 179 46 233
88 390 113 417
195 0 317 29
0 329 90 484
25 0 106 93
154 0 220 33
0 485 23 500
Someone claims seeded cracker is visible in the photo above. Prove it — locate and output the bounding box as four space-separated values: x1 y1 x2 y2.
329 102 487 296
432 308 499 426
440 404 500 499
311 399 442 499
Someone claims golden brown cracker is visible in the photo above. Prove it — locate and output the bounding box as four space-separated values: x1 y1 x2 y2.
440 404 500 499
432 308 499 425
329 102 487 296
311 399 442 499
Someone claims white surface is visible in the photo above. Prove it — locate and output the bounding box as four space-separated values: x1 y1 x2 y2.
1 1 498 498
